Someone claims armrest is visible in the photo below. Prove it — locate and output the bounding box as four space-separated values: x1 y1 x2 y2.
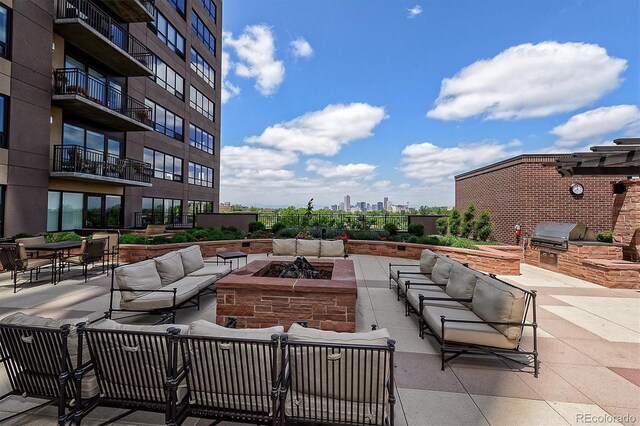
419 295 472 303
112 287 178 294
398 271 430 276
440 317 533 327
406 281 444 288
389 263 420 268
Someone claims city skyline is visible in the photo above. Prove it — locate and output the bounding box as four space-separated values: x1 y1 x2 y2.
219 0 639 208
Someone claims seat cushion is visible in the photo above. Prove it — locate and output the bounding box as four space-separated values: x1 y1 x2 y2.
193 262 232 278
406 288 468 312
445 267 477 307
119 280 199 310
0 313 98 399
422 306 517 350
287 323 389 345
397 274 435 295
431 258 454 285
389 264 420 286
173 275 217 292
178 245 205 275
320 240 345 257
296 239 320 257
114 260 162 301
154 251 185 286
189 320 283 338
419 249 438 274
285 394 388 425
472 275 527 340
272 239 296 256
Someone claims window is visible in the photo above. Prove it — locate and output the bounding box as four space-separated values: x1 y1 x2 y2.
150 55 184 99
167 0 186 17
188 200 213 214
144 147 183 181
145 99 184 140
62 123 122 156
47 191 122 231
0 95 8 148
189 123 214 154
190 48 215 89
0 5 10 59
188 162 213 187
189 86 215 121
142 197 182 226
191 10 216 55
199 0 217 23
149 7 185 58
0 185 4 237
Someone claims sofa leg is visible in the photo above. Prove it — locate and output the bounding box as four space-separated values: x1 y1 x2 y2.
441 348 446 371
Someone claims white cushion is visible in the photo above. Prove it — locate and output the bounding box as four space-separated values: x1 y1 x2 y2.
154 251 185 286
445 267 477 307
272 239 296 256
406 288 468 312
296 239 320 257
93 319 189 334
419 249 438 274
287 323 389 345
119 280 199 310
173 275 217 292
472 276 526 340
431 258 454 285
320 240 345 257
178 245 205 275
189 319 283 338
191 262 232 278
114 260 162 301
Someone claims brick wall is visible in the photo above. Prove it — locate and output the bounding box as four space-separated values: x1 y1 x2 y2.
612 179 640 261
455 155 626 245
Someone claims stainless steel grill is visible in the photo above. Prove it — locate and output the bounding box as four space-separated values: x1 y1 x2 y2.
530 222 595 251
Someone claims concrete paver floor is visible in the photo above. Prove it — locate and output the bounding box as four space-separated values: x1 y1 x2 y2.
0 254 638 425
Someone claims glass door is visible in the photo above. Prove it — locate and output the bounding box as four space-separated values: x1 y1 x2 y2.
85 195 103 227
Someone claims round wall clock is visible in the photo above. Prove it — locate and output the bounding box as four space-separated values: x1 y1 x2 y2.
569 183 584 196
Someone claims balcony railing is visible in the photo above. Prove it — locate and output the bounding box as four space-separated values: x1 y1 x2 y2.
55 0 152 67
53 145 152 184
257 213 411 230
54 68 152 126
134 212 196 229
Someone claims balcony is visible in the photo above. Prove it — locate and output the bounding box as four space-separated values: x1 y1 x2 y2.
51 145 152 187
54 0 153 76
100 0 154 23
53 68 153 132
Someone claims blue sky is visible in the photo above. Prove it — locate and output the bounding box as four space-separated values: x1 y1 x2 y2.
219 0 639 208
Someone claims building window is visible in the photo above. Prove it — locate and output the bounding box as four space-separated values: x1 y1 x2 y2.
191 10 216 56
0 185 5 237
198 0 217 23
149 7 185 58
188 123 214 154
188 200 213 214
0 5 10 59
167 0 186 17
47 191 122 231
144 147 183 182
62 122 123 157
0 95 8 148
145 99 184 140
188 162 213 187
189 86 215 121
142 197 182 226
190 47 215 89
150 55 184 99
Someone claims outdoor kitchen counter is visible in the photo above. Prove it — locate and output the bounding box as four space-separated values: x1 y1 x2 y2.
216 258 357 331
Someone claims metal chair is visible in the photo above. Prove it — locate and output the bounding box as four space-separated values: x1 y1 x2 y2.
0 243 55 293
92 232 120 273
62 239 106 282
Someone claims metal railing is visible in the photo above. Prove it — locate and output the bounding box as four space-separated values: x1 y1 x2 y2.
54 68 152 125
53 145 152 184
257 213 410 230
55 0 153 67
134 212 195 228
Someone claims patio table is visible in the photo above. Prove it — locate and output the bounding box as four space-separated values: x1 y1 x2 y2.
25 241 83 283
216 251 248 270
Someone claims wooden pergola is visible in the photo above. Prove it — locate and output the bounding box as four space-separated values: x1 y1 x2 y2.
544 138 640 177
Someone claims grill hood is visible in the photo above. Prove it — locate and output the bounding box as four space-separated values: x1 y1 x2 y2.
531 222 596 251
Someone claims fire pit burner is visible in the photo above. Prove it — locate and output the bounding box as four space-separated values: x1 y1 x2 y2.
259 257 332 279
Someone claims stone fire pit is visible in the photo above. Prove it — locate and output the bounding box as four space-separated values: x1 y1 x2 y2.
216 258 357 331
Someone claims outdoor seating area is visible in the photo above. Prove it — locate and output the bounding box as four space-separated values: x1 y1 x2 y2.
0 252 638 425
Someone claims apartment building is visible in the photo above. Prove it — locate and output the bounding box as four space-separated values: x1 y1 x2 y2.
0 0 221 237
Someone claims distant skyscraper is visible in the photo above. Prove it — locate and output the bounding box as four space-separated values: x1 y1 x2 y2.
377 201 384 211
344 195 351 211
339 202 345 211
331 204 338 211
383 197 389 211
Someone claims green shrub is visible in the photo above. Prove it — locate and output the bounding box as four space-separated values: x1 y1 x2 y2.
12 232 35 239
596 231 613 243
474 211 494 241
221 226 239 233
383 223 399 236
346 230 387 241
275 228 301 239
408 223 425 237
169 232 196 244
248 221 266 233
271 222 286 234
460 204 476 238
119 233 149 244
436 217 448 236
448 209 461 236
407 235 420 243
44 232 83 243
190 229 210 240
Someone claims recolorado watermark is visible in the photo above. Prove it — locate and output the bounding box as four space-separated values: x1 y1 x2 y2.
576 413 636 423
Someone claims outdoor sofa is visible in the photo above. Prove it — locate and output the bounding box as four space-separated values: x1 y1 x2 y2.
270 238 346 257
390 249 539 376
109 245 231 321
0 313 396 425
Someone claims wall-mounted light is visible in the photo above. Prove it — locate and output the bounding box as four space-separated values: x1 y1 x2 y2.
613 182 626 194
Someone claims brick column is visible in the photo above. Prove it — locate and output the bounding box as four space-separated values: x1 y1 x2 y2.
612 179 640 261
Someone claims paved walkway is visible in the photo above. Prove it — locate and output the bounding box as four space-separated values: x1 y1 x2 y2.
0 255 638 425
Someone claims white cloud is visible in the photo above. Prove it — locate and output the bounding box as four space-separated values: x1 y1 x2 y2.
550 105 640 147
246 103 388 156
221 50 240 104
427 41 627 120
306 159 377 179
290 37 313 59
407 5 423 18
400 140 521 182
221 146 298 171
224 25 285 96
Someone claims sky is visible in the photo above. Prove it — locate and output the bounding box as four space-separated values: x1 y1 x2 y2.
219 0 640 208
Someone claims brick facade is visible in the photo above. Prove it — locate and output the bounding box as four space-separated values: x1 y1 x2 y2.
455 155 625 245
612 179 640 261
